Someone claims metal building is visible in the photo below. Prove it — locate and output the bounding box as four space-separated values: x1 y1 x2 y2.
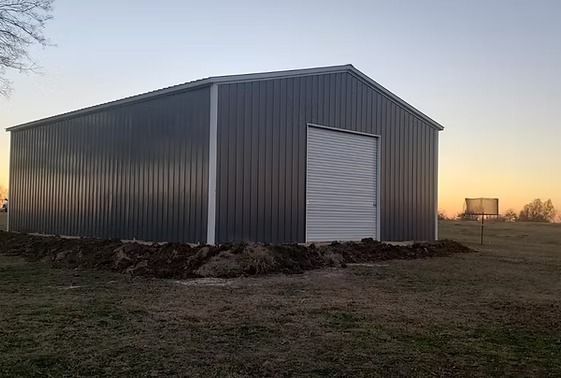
7 65 443 244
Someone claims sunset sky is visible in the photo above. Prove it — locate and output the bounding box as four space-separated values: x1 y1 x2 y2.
1 0 560 216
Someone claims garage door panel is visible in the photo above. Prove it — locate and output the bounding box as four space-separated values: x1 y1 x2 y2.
307 171 375 182
307 146 376 159
306 126 378 242
307 184 375 193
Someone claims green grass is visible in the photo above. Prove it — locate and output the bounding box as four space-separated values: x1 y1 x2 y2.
0 212 6 231
1 221 561 376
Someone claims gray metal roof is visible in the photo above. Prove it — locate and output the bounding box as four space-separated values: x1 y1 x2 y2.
6 64 444 131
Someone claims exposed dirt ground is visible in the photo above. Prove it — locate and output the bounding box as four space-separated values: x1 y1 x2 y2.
0 231 472 278
1 221 560 376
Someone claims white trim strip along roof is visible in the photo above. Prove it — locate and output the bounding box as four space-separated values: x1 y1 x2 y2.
6 64 444 131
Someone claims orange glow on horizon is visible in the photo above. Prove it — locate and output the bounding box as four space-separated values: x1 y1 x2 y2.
439 163 561 219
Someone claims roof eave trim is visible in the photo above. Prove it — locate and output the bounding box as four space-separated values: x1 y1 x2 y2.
211 64 353 84
6 64 444 132
6 78 214 132
348 66 444 131
6 65 354 132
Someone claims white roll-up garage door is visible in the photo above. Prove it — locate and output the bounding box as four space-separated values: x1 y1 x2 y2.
306 125 379 242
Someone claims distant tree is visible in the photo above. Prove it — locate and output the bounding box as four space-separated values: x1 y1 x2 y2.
0 0 54 96
438 210 449 221
456 212 476 221
503 208 518 222
518 199 557 223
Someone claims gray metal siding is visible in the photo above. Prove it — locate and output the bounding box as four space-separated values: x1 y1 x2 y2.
9 87 210 243
216 72 438 243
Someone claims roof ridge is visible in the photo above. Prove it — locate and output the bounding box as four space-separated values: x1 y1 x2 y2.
6 65 443 131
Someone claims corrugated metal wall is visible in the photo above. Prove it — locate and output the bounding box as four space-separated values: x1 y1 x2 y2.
9 87 210 243
215 72 438 243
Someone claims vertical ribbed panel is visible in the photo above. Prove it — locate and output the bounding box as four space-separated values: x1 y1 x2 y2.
9 87 210 243
9 71 438 244
216 72 438 242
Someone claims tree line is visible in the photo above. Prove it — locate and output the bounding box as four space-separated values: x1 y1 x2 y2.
440 199 559 223
502 199 557 223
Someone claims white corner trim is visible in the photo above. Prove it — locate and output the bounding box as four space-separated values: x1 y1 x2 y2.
376 135 381 241
434 132 439 241
6 137 11 232
206 84 218 245
6 187 9 232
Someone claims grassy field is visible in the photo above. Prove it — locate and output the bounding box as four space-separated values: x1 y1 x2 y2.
0 212 6 231
1 221 560 376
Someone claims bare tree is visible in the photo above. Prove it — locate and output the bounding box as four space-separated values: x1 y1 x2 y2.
437 210 449 221
503 208 518 222
518 199 557 223
0 0 54 96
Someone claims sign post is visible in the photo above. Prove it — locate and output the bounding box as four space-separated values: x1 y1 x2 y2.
465 198 499 245
480 213 484 245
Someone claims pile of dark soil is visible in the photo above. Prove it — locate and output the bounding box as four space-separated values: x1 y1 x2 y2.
0 231 474 279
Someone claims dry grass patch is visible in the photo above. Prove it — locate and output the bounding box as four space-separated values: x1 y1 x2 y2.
0 221 560 376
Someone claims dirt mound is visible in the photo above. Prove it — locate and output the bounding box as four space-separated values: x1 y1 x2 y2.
0 231 474 278
321 238 473 263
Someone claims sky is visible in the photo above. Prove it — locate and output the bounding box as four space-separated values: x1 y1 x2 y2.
1 0 560 216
